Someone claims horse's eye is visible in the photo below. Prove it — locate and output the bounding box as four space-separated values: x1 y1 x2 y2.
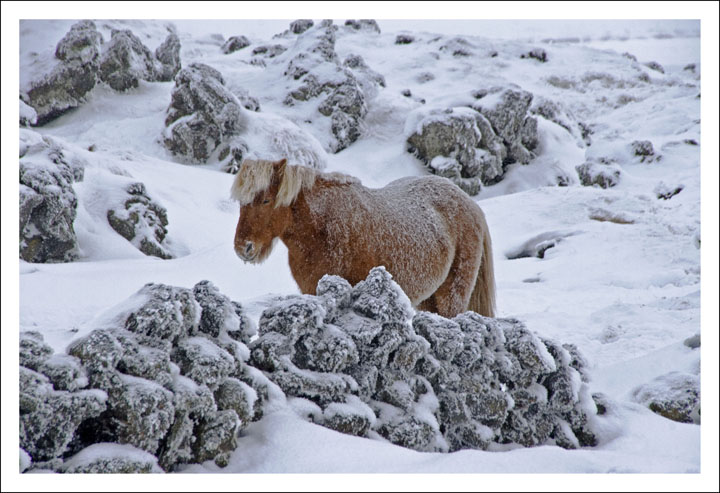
262 199 270 205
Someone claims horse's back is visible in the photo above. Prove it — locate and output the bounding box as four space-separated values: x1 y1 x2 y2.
379 175 485 227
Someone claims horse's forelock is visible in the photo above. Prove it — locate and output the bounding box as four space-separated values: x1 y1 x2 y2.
230 159 318 207
230 159 275 205
276 164 317 207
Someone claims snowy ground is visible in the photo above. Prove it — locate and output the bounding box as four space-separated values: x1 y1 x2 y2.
3 5 720 491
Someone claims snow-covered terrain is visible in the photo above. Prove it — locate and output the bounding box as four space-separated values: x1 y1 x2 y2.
4 7 720 491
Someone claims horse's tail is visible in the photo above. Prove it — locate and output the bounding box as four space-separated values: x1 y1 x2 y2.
468 222 496 318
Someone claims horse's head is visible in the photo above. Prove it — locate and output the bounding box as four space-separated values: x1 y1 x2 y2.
231 158 294 264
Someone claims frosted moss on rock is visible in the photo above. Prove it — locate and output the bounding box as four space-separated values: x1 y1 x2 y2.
251 266 599 452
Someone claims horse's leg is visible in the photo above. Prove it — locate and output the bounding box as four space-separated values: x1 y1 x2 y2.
430 246 482 318
417 295 437 313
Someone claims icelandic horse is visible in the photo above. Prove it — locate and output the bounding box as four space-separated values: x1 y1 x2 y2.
231 158 495 318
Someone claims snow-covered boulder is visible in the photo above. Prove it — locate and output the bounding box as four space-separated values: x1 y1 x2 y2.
344 19 381 34
21 20 102 125
530 96 592 146
19 99 38 126
19 281 259 472
155 32 182 82
406 87 540 194
252 44 287 58
251 267 599 452
20 362 107 462
631 139 659 163
98 29 160 91
290 19 314 35
106 182 173 259
395 34 415 45
162 63 246 162
221 35 250 54
62 443 163 473
632 372 700 424
19 133 85 263
576 158 622 188
19 331 54 370
282 22 383 153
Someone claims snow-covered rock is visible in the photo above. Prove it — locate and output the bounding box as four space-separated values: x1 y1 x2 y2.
632 372 700 424
251 267 598 452
154 32 182 82
19 133 85 263
62 443 163 473
21 20 102 125
406 87 540 194
282 22 383 153
18 280 262 472
576 158 622 188
289 19 314 35
162 62 246 162
106 182 173 259
221 35 250 55
20 364 107 462
98 29 160 91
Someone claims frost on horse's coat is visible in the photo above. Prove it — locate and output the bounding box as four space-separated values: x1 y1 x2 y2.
231 158 496 318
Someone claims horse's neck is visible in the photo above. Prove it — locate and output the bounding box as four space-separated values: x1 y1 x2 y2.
282 180 363 244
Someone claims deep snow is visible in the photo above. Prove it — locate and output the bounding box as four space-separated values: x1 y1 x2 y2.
3 5 720 492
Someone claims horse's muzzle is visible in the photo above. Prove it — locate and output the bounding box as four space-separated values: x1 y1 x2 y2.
235 240 258 263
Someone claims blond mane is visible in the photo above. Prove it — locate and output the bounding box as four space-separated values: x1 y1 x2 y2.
230 159 357 207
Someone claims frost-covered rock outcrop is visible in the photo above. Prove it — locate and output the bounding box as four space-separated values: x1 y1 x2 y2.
22 22 182 125
576 158 622 188
154 32 182 82
20 270 600 473
632 372 700 424
221 35 251 54
282 21 384 153
20 281 259 473
406 87 540 195
251 267 599 451
21 20 103 125
162 63 246 162
98 29 161 91
19 130 85 263
106 182 173 259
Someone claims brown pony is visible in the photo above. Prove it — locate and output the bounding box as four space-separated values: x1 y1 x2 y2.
231 158 496 318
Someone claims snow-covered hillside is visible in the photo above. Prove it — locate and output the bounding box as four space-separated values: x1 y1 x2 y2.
7 14 717 488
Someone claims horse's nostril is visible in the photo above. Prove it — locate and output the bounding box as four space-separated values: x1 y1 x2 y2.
245 242 254 255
